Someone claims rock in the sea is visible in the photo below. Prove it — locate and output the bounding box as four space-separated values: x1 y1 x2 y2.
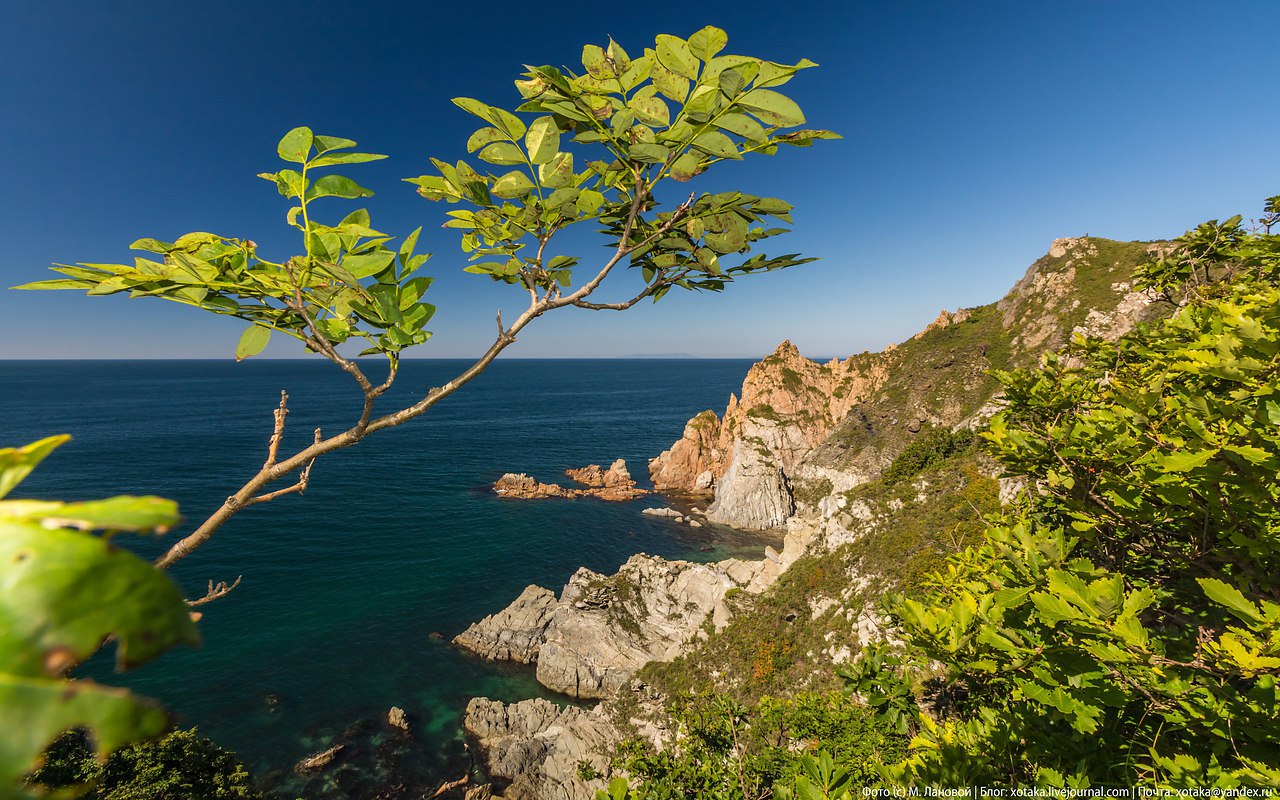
493 473 574 499
388 706 409 732
494 461 648 502
641 507 681 518
454 585 557 664
295 744 344 772
464 697 617 800
462 554 762 699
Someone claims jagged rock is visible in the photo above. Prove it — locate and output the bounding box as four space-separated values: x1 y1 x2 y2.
462 555 758 699
495 461 648 502
706 438 795 530
464 698 618 800
454 585 557 664
493 473 573 499
295 744 343 772
388 706 409 732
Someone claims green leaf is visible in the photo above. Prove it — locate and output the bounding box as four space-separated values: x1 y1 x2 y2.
235 324 271 361
1160 448 1216 472
312 134 357 154
629 143 670 164
343 250 397 279
605 38 631 73
539 152 574 188
0 436 70 501
1198 578 1264 625
1 496 179 533
525 116 560 165
306 174 374 201
492 170 536 199
582 44 612 78
467 126 507 153
670 152 702 182
687 26 728 61
629 86 670 127
576 189 605 214
276 127 313 163
0 521 200 678
737 89 806 126
655 34 698 80
651 60 690 103
478 142 526 165
691 131 741 159
308 151 388 168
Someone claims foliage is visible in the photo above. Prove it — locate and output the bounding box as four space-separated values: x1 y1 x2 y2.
29 729 264 800
861 197 1280 788
0 437 199 799
604 691 904 799
878 427 975 486
641 451 998 705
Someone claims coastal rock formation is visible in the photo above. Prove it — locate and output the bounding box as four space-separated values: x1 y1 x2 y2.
459 238 1176 798
294 744 343 773
456 554 766 699
492 460 649 502
454 585 557 664
648 340 889 528
464 698 618 800
655 238 1168 538
705 438 794 530
493 473 574 499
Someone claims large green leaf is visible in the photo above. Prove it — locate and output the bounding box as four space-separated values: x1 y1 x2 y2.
525 116 560 165
0 522 200 678
235 323 271 361
0 496 179 533
305 174 374 201
0 436 69 501
737 89 806 126
687 26 728 61
276 127 313 163
655 34 698 80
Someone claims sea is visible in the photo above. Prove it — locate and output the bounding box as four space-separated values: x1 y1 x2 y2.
0 358 771 798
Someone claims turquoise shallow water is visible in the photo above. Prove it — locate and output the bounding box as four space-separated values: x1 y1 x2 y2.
0 358 767 797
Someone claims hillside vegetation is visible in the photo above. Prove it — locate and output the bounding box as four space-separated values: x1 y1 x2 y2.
605 199 1280 798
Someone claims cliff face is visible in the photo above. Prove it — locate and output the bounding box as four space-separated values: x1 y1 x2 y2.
653 237 1164 534
648 340 888 528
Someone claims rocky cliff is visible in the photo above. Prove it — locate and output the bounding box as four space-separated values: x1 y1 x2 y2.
651 237 1164 534
459 237 1169 799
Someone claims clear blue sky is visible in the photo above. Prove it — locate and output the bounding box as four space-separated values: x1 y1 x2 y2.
2 1 1276 360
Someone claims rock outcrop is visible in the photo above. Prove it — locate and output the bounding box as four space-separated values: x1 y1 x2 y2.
492 460 649 502
464 698 618 800
456 554 768 699
648 340 889 528
454 585 557 664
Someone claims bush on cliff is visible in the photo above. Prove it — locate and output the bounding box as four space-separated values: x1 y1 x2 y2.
851 196 1280 788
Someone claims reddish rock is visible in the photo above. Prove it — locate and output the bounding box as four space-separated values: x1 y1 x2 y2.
495 460 648 502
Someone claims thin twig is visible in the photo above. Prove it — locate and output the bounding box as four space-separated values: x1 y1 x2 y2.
188 575 243 607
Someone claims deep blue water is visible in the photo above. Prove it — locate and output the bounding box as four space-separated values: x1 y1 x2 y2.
0 359 765 797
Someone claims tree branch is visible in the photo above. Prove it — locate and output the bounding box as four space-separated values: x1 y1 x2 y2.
153 171 681 571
